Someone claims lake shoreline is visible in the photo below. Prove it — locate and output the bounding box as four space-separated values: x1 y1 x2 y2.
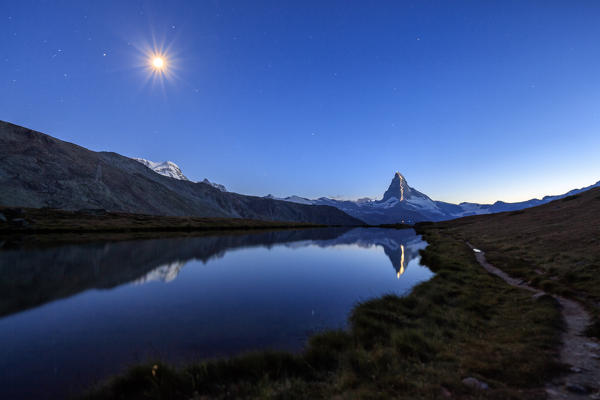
80 224 564 399
0 206 334 234
0 227 430 399
0 206 416 248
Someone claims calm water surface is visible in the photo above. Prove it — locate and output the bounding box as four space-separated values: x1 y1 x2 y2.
0 227 432 399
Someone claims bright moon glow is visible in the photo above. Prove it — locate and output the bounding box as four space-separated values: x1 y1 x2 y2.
152 57 165 69
139 43 177 87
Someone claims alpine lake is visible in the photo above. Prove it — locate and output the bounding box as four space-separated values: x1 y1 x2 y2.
0 227 432 399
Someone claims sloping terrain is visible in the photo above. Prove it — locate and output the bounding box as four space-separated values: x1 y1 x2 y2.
425 186 600 397
431 187 600 310
0 121 362 225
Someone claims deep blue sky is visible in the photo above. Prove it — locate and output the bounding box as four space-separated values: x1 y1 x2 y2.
2 1 599 203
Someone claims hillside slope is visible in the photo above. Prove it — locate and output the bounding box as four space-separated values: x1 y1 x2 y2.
429 187 600 332
0 121 363 225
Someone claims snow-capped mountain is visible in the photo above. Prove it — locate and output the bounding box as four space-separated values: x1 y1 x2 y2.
134 158 189 181
134 158 227 191
267 172 449 224
1 121 362 225
270 172 600 225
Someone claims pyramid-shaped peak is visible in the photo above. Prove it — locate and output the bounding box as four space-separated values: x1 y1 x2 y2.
382 172 411 201
394 172 407 181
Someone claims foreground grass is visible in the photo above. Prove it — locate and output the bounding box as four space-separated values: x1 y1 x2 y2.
82 228 563 399
430 187 600 337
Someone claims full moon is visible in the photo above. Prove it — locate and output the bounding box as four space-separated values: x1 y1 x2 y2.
152 57 165 69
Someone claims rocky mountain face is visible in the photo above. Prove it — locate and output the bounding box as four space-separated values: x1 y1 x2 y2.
382 172 411 201
201 178 227 192
0 121 363 225
273 172 600 224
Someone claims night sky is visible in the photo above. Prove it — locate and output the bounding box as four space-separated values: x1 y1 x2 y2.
1 1 599 203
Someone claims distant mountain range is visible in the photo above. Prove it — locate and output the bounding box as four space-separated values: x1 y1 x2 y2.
2 120 597 226
132 155 599 225
268 172 600 224
0 121 362 226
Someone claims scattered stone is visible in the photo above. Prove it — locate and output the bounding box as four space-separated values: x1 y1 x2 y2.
0 212 6 222
440 386 452 398
589 392 600 400
545 388 561 396
584 342 600 350
565 383 588 394
569 366 583 373
532 292 546 300
462 377 488 390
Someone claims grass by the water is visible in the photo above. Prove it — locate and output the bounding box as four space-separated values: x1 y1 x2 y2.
430 187 600 337
0 207 325 234
82 225 564 399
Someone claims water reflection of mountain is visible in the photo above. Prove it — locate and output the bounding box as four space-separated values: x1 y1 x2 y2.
0 228 426 318
308 228 427 278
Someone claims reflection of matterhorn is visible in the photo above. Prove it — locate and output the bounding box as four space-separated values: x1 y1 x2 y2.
135 261 187 284
132 228 427 287
306 228 427 278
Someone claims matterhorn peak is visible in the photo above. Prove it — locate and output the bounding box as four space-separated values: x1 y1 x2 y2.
382 172 412 202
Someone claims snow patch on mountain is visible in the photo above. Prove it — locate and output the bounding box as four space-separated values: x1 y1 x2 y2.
134 158 227 191
372 197 399 208
404 196 445 214
456 203 492 216
265 194 315 205
134 158 189 181
135 261 187 284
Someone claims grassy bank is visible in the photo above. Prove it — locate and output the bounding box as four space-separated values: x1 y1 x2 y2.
82 226 563 399
0 207 336 249
0 207 330 234
429 187 600 336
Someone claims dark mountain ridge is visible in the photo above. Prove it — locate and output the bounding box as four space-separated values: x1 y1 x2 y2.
0 121 363 225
